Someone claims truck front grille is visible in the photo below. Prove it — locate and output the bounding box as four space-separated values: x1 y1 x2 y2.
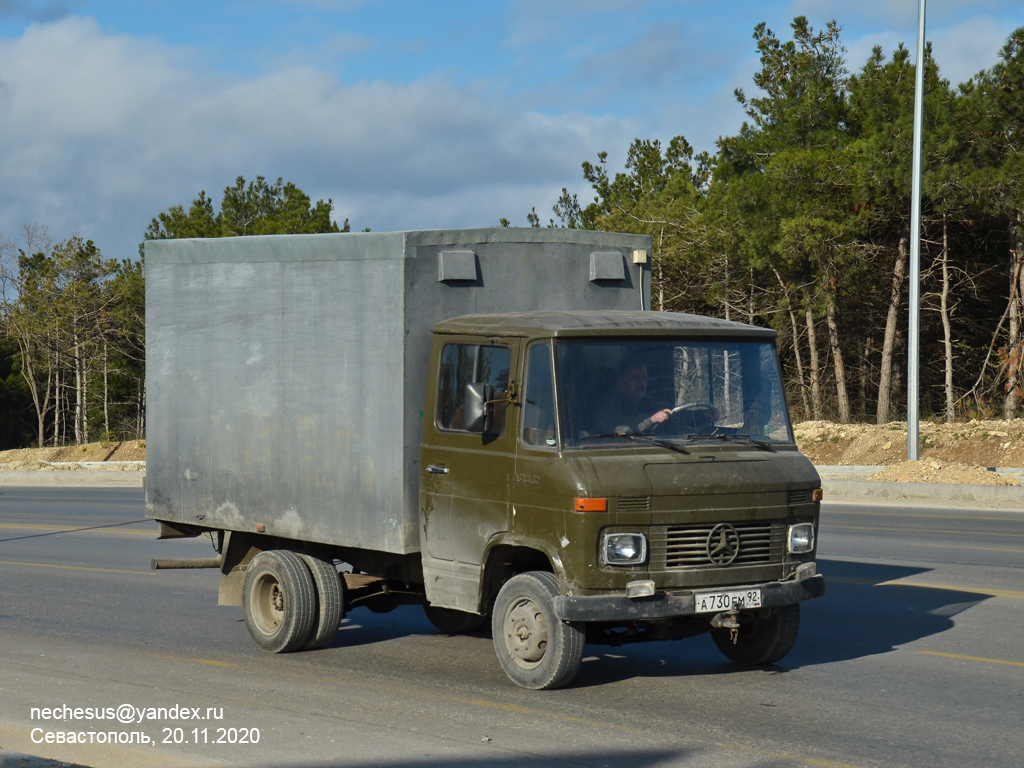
650 521 784 570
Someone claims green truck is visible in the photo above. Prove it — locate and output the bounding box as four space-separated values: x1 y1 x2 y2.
146 228 824 690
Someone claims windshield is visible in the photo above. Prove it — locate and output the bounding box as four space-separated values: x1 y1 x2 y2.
555 338 793 449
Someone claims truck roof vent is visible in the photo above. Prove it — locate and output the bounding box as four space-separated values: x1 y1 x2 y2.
438 250 478 282
589 251 625 282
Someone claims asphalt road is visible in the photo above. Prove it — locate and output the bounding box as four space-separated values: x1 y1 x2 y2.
0 485 1021 768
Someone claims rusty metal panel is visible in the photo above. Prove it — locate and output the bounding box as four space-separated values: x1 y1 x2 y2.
145 228 651 554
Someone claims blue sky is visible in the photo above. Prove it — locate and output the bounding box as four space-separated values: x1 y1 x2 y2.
1 0 1021 260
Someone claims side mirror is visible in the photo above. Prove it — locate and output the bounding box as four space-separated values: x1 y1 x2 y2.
463 382 494 433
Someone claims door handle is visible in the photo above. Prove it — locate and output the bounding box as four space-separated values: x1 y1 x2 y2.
426 465 449 475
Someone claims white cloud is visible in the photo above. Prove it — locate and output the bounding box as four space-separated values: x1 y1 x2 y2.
0 0 81 23
791 0 914 29
931 16 1009 85
318 31 376 59
571 20 736 93
791 0 1018 85
0 15 633 258
840 13 1011 86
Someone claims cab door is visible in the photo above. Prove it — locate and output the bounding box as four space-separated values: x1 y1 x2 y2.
511 340 565 540
420 336 519 611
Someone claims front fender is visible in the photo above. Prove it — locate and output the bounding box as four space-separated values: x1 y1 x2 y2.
480 532 569 604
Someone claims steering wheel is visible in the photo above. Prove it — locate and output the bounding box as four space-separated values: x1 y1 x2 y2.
672 401 715 414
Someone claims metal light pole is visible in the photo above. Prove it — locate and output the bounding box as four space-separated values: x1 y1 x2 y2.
907 0 926 461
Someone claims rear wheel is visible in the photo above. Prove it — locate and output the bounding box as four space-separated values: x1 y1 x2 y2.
711 604 800 665
423 605 487 635
491 571 584 690
242 550 317 653
298 554 345 650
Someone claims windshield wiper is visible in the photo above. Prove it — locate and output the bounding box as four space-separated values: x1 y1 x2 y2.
681 433 775 451
580 432 690 455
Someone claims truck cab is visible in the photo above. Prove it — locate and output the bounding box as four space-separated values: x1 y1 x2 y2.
420 310 824 689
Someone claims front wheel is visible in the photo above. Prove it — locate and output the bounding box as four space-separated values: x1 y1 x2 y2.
711 604 800 665
491 571 584 690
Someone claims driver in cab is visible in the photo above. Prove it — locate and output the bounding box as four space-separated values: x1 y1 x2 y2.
590 360 673 435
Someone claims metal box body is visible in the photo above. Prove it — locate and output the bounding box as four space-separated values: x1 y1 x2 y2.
145 228 651 554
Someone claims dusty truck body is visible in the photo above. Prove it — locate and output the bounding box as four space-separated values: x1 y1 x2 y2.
145 228 824 689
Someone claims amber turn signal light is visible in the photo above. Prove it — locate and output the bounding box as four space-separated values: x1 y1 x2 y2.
574 497 608 512
812 488 824 502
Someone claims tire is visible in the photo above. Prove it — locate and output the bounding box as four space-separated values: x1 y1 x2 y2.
491 571 585 690
711 604 800 666
423 604 487 635
242 550 317 653
298 554 345 650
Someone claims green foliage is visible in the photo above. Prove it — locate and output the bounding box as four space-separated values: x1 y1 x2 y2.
145 176 349 245
0 336 33 448
1 234 124 446
739 17 848 137
566 138 712 311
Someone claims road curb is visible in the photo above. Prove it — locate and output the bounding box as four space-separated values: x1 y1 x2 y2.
0 471 144 486
821 477 1024 504
816 464 1024 504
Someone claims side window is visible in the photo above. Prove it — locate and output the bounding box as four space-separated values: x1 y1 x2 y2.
521 342 557 448
436 343 511 434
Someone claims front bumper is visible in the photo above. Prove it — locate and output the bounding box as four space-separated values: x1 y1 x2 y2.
553 574 826 623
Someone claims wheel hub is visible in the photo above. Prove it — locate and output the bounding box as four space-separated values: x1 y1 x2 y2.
251 574 285 635
505 597 548 663
272 585 284 612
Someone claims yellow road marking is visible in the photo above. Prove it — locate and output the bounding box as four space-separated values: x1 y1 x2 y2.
776 756 870 768
149 653 244 669
0 522 154 536
907 541 1024 554
919 651 1024 668
0 559 155 575
826 523 1024 538
892 581 1024 598
825 510 1023 523
829 575 1024 599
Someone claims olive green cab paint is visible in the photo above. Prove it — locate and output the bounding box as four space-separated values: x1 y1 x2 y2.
420 310 821 611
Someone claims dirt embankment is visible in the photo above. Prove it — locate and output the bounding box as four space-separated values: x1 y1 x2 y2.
0 440 146 471
2 421 1023 484
794 420 1024 485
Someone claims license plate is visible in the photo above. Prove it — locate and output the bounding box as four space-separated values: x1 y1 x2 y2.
694 588 762 613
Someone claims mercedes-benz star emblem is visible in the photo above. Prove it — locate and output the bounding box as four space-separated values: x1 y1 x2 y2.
706 523 740 566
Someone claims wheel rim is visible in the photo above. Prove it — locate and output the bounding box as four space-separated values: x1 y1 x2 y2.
503 596 549 668
251 572 285 636
734 612 766 646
